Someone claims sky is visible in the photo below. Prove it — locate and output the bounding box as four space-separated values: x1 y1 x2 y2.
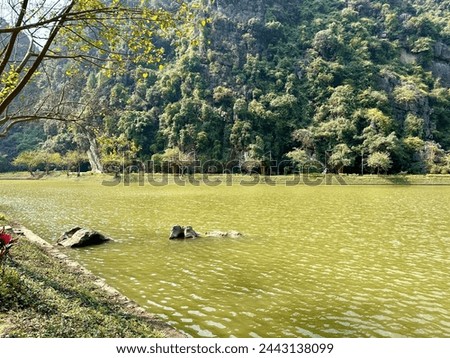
0 0 68 27
0 0 68 47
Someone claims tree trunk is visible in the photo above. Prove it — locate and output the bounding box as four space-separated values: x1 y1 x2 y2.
85 131 103 173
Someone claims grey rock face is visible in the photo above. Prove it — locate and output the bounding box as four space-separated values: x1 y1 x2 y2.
431 61 450 87
434 42 450 62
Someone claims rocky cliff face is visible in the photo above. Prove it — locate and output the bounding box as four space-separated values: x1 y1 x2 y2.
214 0 268 21
431 42 450 87
393 40 450 139
0 17 32 63
401 41 450 88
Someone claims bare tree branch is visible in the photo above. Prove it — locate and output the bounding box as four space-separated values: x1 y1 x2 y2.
0 0 196 137
0 1 75 115
0 114 79 137
0 7 146 34
0 0 29 75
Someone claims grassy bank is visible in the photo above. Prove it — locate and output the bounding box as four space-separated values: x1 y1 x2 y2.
3 171 450 186
0 216 182 338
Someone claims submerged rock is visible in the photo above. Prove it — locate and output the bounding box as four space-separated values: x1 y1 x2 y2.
57 227 111 248
205 230 242 238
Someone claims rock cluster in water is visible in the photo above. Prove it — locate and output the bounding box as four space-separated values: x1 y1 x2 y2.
169 226 242 240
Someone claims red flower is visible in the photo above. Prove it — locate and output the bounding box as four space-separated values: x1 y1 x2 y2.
0 231 12 245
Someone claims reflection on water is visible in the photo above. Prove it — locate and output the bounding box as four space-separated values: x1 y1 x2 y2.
1 180 450 337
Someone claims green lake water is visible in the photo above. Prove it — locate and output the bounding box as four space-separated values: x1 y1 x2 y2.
1 179 450 337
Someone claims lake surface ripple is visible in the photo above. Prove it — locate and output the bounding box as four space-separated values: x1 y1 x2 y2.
1 181 449 337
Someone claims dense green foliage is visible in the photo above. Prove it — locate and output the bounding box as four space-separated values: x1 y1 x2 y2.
2 0 450 174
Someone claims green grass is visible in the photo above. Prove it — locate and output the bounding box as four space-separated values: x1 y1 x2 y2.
0 222 171 338
3 171 450 186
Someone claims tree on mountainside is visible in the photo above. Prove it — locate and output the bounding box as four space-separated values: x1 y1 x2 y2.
0 0 200 137
328 143 354 174
367 151 392 175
